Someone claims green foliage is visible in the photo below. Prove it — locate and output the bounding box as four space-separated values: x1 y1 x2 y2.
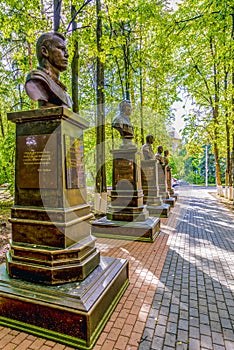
170 0 234 185
0 117 15 192
1 0 233 190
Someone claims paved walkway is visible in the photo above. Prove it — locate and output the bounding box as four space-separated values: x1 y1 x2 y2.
0 187 234 349
138 187 234 350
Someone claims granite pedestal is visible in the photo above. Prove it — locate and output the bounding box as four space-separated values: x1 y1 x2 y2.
1 107 129 348
92 147 160 242
141 159 170 218
166 166 178 202
158 164 175 208
0 257 128 349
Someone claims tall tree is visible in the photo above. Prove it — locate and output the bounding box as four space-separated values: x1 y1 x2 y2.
71 4 79 113
54 0 62 31
95 0 106 194
171 0 234 187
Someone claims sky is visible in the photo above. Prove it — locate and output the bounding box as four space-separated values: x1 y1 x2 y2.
168 0 182 11
173 102 186 134
172 94 194 136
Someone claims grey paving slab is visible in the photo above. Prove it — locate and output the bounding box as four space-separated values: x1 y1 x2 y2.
139 188 234 350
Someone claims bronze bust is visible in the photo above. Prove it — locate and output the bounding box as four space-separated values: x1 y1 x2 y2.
112 100 134 147
164 150 169 166
155 145 164 165
142 135 155 160
25 32 72 108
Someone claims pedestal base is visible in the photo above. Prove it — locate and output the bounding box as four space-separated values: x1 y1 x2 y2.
171 193 178 201
6 237 100 285
146 204 170 218
92 217 160 242
107 205 148 222
164 197 175 207
0 256 129 349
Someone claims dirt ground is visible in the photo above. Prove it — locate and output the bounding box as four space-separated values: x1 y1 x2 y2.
0 189 13 264
0 206 11 264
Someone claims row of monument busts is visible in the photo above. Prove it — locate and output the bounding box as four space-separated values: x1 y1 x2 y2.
23 31 175 219
142 135 174 198
111 99 175 205
142 135 169 165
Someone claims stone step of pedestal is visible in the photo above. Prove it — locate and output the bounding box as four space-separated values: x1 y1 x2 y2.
171 193 178 201
0 256 129 349
106 205 149 222
6 249 100 285
92 216 160 242
146 204 170 218
164 197 175 207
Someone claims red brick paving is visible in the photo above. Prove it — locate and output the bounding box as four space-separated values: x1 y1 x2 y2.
0 201 181 349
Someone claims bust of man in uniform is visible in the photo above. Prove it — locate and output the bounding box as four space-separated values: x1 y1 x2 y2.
25 32 72 109
112 100 134 147
142 135 155 160
164 150 169 166
155 145 164 165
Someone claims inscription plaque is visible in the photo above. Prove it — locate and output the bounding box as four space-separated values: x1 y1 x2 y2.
114 158 134 187
142 165 156 187
17 134 57 189
64 135 85 189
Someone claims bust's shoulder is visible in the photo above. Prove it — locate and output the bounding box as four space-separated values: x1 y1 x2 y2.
142 143 149 150
26 69 50 85
112 114 122 125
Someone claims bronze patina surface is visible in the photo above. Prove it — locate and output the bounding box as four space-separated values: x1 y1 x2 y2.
112 100 134 148
25 32 72 108
141 134 155 161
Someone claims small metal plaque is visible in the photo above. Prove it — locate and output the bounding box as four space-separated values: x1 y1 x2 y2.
17 134 57 189
64 135 85 189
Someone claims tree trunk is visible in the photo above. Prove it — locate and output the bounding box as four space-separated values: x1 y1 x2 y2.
53 0 62 31
140 66 144 145
224 71 231 188
95 0 106 194
213 140 222 186
210 38 222 187
71 5 79 113
231 9 234 198
0 115 4 137
213 105 222 186
124 42 130 100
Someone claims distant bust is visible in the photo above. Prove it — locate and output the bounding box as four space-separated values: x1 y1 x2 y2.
25 32 72 108
142 135 155 160
112 100 134 138
155 145 164 165
164 150 169 166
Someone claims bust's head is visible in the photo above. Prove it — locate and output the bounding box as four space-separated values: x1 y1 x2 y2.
157 145 163 154
36 32 69 73
119 100 132 116
146 134 154 144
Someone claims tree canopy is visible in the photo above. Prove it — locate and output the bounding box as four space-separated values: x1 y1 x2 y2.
0 0 233 189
